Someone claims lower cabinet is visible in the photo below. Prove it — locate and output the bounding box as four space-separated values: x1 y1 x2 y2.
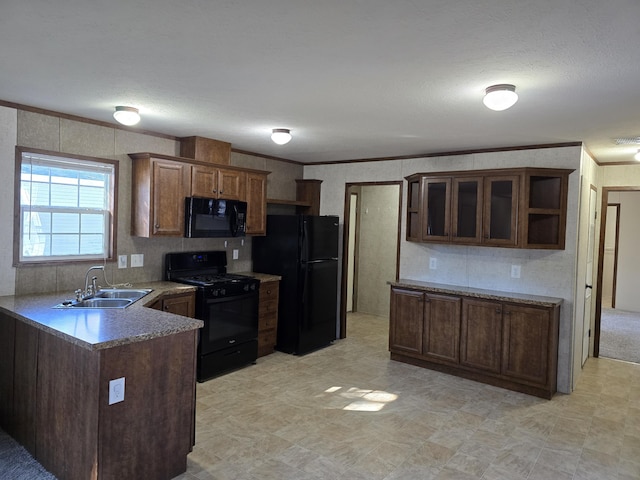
258 280 279 357
389 285 560 399
150 292 196 318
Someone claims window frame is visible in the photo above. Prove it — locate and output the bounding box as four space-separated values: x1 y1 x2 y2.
14 146 118 266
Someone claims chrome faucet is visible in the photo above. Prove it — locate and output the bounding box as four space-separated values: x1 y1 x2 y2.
81 265 105 299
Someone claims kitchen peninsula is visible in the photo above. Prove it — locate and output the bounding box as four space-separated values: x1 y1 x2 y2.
0 282 203 480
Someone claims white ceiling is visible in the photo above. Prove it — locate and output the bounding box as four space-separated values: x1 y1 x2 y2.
2 0 640 164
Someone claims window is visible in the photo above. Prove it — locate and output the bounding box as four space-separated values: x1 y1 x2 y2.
15 148 118 264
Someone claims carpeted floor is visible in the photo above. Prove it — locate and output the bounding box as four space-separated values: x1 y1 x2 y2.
600 307 640 364
0 429 56 480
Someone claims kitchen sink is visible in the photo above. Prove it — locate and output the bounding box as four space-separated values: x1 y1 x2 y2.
54 288 152 309
95 288 152 300
72 298 133 308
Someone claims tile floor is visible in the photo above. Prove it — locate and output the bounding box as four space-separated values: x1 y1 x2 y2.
175 313 640 480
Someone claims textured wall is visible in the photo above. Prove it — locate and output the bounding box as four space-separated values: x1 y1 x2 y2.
0 107 17 296
356 185 399 317
6 109 297 295
305 145 583 394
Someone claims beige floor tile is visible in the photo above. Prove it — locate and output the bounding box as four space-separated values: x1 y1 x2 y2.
175 312 640 480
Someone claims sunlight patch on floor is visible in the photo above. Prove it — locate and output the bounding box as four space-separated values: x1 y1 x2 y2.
321 385 398 412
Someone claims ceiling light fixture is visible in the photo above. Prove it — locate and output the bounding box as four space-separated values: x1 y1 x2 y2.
483 84 518 111
113 106 140 126
271 128 292 145
635 150 640 161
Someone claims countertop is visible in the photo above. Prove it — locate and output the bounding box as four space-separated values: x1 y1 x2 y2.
0 282 203 351
389 279 563 307
239 272 282 282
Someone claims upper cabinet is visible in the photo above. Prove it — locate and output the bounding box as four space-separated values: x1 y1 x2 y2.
405 167 572 249
245 172 267 235
190 164 245 200
131 156 190 237
179 136 231 165
129 153 269 238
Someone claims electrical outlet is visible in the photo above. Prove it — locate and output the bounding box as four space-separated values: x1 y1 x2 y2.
232 249 239 260
130 254 144 268
429 257 437 270
109 377 125 405
118 255 127 269
511 264 521 278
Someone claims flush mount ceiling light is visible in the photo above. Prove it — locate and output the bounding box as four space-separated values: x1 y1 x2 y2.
635 150 640 161
271 128 292 145
483 84 518 111
113 106 140 126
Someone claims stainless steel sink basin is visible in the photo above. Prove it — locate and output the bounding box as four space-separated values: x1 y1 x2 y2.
73 298 133 308
54 288 152 309
95 288 152 300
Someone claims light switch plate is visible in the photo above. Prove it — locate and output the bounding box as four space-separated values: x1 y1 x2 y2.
109 377 125 405
130 254 144 268
511 264 521 278
429 258 437 270
118 255 127 269
232 249 239 260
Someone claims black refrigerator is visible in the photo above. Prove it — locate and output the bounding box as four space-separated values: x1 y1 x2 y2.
252 214 339 355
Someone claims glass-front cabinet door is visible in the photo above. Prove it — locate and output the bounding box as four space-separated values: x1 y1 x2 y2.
451 177 483 244
422 177 451 241
483 175 520 246
406 178 422 241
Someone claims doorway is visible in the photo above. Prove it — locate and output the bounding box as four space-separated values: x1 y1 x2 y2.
595 187 640 364
339 182 402 338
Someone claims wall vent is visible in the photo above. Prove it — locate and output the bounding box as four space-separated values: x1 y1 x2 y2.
614 137 640 145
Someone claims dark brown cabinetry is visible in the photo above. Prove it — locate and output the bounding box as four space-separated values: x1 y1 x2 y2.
257 280 279 357
405 167 572 249
460 298 503 373
0 309 198 480
149 291 195 318
389 288 461 364
130 153 270 238
389 284 560 398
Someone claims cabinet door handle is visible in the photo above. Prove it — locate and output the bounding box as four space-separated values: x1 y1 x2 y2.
154 224 159 229
424 298 431 303
266 290 271 295
220 190 224 194
164 305 170 311
495 308 501 314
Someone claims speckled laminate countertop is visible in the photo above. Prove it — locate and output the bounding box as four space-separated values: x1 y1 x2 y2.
389 279 563 307
0 282 203 351
238 272 282 282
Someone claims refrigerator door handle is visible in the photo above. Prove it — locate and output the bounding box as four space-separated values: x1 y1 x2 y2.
306 258 338 264
301 218 309 263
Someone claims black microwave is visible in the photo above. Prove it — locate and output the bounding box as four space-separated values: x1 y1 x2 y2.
184 197 247 238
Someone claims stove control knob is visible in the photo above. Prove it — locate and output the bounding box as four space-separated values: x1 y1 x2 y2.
212 289 219 297
221 288 226 296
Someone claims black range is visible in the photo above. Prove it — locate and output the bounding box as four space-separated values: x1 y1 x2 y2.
165 250 260 382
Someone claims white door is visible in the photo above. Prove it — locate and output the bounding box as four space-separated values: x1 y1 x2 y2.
582 186 597 365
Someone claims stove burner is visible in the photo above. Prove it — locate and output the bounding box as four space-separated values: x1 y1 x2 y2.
176 273 253 287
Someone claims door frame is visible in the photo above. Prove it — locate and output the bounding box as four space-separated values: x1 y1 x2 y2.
594 186 640 356
339 181 403 339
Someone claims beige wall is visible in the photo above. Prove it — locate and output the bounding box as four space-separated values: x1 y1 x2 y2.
607 191 640 312
305 145 584 394
0 106 17 296
1 107 300 296
355 185 399 317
